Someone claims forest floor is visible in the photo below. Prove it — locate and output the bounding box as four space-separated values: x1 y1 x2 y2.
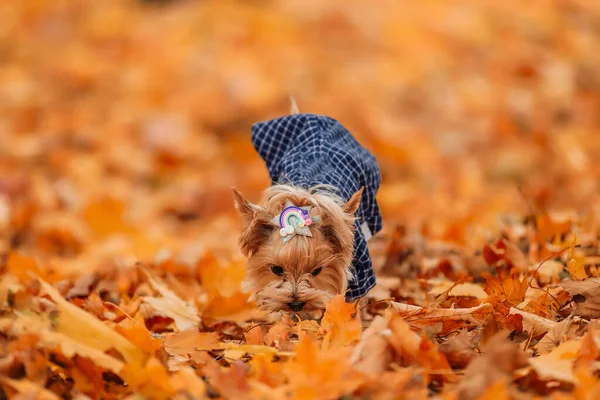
1 1 600 399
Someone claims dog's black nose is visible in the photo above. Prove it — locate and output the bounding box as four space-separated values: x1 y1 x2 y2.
288 301 306 311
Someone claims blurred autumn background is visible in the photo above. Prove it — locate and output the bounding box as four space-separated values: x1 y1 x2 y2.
2 1 600 399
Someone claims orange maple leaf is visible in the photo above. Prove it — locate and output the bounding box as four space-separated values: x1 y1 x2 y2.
121 356 175 400
244 325 265 346
484 272 528 306
82 197 133 236
285 334 361 400
320 294 361 350
249 353 284 388
114 315 162 353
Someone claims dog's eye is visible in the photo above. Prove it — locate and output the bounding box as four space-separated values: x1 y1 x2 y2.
311 267 323 276
271 265 284 276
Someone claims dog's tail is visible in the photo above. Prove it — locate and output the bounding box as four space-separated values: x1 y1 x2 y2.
289 95 299 115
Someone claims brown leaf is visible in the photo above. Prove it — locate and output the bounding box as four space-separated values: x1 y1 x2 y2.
457 331 527 400
536 315 587 354
350 316 391 375
509 307 557 336
390 302 494 334
558 278 600 318
0 377 60 400
66 273 98 299
438 328 479 369
164 330 219 357
141 271 200 330
529 340 581 384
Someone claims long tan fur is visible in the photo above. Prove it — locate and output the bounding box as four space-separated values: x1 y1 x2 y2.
233 184 362 319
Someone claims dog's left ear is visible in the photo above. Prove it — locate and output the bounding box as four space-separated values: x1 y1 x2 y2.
343 187 364 215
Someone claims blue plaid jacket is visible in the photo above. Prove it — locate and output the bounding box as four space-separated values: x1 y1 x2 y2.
251 113 382 300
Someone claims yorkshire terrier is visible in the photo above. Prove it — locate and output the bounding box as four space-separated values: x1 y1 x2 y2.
233 110 382 319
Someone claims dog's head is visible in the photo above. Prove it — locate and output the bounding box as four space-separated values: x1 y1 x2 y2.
232 185 362 319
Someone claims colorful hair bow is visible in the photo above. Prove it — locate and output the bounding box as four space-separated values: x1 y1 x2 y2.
272 200 321 244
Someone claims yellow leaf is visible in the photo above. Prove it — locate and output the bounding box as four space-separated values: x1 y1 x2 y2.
121 356 175 400
529 340 581 383
164 330 220 356
83 197 133 236
170 366 206 398
5 313 124 373
567 234 588 280
0 377 60 400
478 380 510 400
142 269 200 330
113 315 162 353
249 353 284 388
6 252 43 283
38 279 145 366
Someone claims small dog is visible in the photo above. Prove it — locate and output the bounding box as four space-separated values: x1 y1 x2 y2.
233 111 382 319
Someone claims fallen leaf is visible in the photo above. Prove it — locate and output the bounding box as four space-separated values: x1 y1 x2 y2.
121 356 175 400
3 313 124 373
529 340 581 383
457 331 527 400
169 366 207 398
164 330 219 356
38 279 145 366
350 316 391 374
484 272 528 307
249 353 284 388
567 234 588 280
391 302 494 334
483 238 527 271
244 325 265 345
6 252 43 283
320 294 361 350
477 379 510 400
142 271 200 330
285 334 362 400
388 313 451 372
558 278 600 318
0 377 60 400
536 315 587 354
508 307 557 336
438 328 479 369
66 273 98 299
113 315 162 353
83 197 133 236
203 359 251 400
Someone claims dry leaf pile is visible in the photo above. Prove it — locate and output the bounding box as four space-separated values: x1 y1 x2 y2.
2 1 600 399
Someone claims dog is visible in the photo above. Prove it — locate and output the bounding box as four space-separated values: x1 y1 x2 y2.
233 110 382 319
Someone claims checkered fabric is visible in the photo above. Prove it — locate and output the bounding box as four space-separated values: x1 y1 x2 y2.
251 113 382 300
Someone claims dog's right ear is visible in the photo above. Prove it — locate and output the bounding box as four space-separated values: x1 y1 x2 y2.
232 188 273 256
232 188 261 223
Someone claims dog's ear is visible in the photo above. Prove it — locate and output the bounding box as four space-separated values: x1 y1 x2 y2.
232 188 273 256
232 188 261 223
239 215 274 256
320 191 360 256
343 187 363 215
321 220 355 256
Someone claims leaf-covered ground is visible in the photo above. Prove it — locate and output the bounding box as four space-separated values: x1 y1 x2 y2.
1 1 600 399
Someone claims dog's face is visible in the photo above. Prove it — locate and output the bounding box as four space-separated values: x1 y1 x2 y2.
233 185 362 319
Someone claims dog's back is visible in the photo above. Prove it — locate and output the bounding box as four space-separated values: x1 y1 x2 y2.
251 113 382 300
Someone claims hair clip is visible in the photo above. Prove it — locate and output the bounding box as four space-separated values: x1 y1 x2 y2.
272 200 321 244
